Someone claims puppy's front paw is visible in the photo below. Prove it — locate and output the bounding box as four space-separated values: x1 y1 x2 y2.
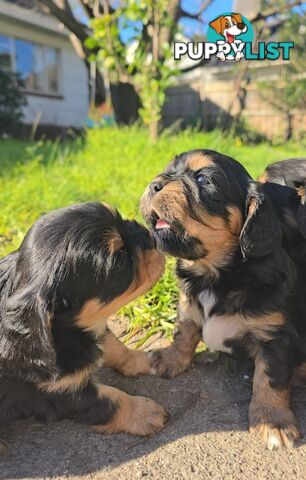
249 403 301 450
118 350 152 376
95 395 169 436
148 347 193 378
129 396 169 436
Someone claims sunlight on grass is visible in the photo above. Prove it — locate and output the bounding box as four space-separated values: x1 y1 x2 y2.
0 127 305 342
121 257 179 345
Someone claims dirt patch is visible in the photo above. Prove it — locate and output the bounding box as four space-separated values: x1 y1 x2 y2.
1 324 305 480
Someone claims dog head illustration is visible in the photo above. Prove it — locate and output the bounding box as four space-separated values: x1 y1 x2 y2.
209 13 247 43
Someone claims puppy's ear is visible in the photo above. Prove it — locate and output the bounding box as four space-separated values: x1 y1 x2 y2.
232 13 243 24
2 287 58 383
239 183 282 259
209 16 224 34
105 228 124 255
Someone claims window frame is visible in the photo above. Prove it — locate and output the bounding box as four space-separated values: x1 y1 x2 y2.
0 34 62 97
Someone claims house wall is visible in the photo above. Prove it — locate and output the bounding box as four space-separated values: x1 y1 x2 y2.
0 9 89 129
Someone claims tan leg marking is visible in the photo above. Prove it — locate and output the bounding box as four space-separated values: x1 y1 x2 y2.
94 385 169 436
39 365 94 393
76 248 165 336
99 329 151 376
247 312 285 343
249 353 300 450
149 295 202 378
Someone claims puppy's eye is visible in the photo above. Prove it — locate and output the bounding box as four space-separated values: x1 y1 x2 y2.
196 174 210 186
225 22 229 27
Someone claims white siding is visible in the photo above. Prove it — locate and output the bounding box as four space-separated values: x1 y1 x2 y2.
22 49 89 128
0 11 89 128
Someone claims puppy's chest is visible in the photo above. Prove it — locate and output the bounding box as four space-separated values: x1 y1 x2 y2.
197 290 245 353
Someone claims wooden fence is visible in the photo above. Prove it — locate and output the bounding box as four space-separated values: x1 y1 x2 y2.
162 63 306 141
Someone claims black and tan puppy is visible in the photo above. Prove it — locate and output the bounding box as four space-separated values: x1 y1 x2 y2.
141 150 306 450
258 157 306 238
258 157 306 189
0 202 168 436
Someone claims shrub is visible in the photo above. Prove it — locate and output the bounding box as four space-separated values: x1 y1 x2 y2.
0 70 26 137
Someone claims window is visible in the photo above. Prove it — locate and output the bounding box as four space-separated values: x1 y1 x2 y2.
45 47 59 93
0 36 12 70
15 39 44 91
0 35 60 95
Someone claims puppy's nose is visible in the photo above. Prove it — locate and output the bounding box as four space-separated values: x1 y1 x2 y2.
150 181 164 195
237 22 245 30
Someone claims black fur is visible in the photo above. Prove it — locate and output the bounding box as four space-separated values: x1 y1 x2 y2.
0 377 117 426
260 157 306 188
0 202 154 428
142 151 306 406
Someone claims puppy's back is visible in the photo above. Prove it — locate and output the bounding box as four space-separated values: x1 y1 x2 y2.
258 157 306 188
0 253 17 298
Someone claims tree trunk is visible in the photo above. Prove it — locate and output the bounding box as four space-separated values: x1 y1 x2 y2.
149 120 159 142
285 111 293 141
110 82 140 125
94 68 106 105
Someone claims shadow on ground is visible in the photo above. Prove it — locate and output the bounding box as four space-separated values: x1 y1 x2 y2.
1 352 305 480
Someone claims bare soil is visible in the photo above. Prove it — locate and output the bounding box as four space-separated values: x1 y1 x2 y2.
1 321 305 480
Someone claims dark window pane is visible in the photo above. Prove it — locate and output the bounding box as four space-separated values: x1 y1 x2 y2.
15 39 44 91
45 47 59 92
5 0 39 8
0 35 11 69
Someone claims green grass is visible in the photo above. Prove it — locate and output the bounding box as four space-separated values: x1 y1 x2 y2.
0 127 305 343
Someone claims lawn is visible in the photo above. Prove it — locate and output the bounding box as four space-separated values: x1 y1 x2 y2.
0 127 305 343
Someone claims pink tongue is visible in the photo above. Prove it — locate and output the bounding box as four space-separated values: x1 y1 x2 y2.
156 219 170 229
227 33 234 43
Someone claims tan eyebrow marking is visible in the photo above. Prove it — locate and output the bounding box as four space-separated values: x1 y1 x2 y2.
187 153 214 171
